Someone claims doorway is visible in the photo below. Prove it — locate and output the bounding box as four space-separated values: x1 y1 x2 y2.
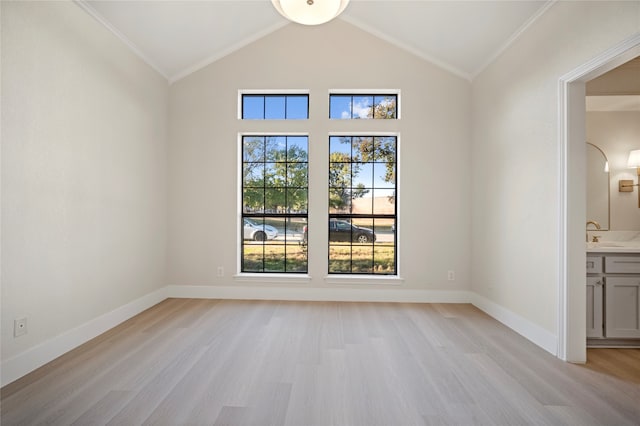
559 34 640 362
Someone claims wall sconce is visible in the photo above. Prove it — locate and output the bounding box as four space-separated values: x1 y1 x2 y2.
619 149 640 208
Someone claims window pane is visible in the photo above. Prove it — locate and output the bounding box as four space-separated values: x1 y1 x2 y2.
329 188 351 214
375 136 396 162
287 137 308 161
330 136 352 160
287 188 307 213
265 96 286 119
352 96 373 119
374 245 395 274
243 188 264 213
329 245 351 273
243 163 264 186
352 195 372 215
265 188 285 212
243 244 264 272
242 95 264 119
243 136 264 162
329 162 351 188
330 95 352 119
351 246 373 273
373 95 397 119
286 95 309 119
266 163 286 186
266 136 286 161
287 163 307 187
286 245 308 272
282 217 306 243
352 136 374 161
372 189 395 214
264 244 286 272
352 163 373 188
374 163 395 188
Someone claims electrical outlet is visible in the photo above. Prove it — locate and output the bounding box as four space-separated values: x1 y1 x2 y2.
14 317 27 337
217 266 224 277
447 270 455 281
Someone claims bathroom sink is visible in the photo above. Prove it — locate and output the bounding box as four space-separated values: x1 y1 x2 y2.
586 241 640 251
595 242 623 247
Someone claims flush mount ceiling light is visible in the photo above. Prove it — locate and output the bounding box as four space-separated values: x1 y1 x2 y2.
271 0 350 26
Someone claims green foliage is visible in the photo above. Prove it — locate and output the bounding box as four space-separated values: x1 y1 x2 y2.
243 136 308 213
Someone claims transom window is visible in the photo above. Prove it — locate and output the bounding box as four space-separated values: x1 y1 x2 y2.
329 94 397 119
242 94 309 120
241 135 308 273
328 135 397 274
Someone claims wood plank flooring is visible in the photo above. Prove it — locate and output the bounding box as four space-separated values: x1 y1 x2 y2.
2 299 639 425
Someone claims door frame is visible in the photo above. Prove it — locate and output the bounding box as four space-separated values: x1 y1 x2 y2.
558 33 640 362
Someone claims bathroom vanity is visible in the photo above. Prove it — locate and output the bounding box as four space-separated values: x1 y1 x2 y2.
587 242 640 346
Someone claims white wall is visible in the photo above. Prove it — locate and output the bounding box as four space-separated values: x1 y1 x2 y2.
1 1 168 376
471 0 640 355
168 20 471 294
587 111 640 231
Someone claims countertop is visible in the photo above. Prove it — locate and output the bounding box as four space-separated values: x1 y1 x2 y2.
586 231 640 253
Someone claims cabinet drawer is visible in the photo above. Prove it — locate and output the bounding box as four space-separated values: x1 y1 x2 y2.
605 256 640 274
587 256 603 273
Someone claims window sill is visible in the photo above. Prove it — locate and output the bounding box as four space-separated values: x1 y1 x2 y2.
324 275 404 286
233 273 312 284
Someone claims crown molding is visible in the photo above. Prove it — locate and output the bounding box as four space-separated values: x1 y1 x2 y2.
74 0 169 81
339 15 472 82
169 21 289 84
472 0 556 80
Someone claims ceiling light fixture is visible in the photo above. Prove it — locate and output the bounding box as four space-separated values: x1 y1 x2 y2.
271 0 350 26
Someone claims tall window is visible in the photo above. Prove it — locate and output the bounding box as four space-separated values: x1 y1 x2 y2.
328 136 397 274
241 135 308 273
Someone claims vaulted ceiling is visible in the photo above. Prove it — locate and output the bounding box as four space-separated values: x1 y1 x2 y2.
79 0 553 83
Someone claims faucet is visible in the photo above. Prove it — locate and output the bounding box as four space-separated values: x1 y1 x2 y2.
586 220 601 242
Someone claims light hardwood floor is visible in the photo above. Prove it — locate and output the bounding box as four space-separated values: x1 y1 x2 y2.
2 299 639 425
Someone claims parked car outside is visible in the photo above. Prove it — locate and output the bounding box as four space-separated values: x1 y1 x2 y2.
302 219 376 244
243 218 278 241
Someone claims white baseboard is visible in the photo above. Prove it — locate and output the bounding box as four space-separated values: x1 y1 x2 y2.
166 284 475 303
1 287 168 387
471 293 558 356
2 285 560 387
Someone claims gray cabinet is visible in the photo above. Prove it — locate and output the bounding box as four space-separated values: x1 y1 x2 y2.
586 276 604 338
604 277 640 338
587 253 640 341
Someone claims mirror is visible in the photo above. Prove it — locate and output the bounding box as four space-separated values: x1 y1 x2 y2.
586 142 610 230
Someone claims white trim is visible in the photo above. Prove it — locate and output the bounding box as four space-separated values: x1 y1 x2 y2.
324 275 404 286
557 78 569 361
167 284 472 303
472 293 558 356
73 1 169 80
234 274 312 284
338 15 471 81
2 285 574 386
0 287 168 387
472 1 556 79
557 33 640 363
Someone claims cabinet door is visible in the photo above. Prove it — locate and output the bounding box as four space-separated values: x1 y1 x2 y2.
587 277 603 338
605 277 640 338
